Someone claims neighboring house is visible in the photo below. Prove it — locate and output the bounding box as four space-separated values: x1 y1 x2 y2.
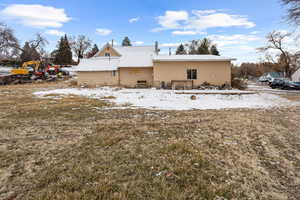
76 43 235 88
292 68 300 82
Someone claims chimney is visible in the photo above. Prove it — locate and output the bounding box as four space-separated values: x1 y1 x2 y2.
169 48 172 56
155 41 159 55
111 39 114 47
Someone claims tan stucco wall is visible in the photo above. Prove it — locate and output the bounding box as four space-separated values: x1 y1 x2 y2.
119 67 153 87
77 71 119 86
153 61 231 87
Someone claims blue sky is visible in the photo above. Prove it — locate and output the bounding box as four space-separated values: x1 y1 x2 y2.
0 0 294 63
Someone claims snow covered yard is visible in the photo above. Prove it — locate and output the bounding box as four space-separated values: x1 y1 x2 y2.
34 87 299 110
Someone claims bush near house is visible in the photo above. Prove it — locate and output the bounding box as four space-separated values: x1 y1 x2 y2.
231 78 247 90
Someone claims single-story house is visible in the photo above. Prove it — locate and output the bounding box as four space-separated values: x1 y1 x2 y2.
76 43 236 88
292 68 300 82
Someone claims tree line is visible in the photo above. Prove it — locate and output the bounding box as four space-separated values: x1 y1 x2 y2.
175 38 220 56
0 26 139 66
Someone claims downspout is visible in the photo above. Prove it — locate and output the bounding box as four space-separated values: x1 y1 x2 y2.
118 68 121 86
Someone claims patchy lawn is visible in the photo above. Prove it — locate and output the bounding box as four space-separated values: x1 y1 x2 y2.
0 82 300 200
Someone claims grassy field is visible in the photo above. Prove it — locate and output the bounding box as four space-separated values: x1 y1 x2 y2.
0 82 300 200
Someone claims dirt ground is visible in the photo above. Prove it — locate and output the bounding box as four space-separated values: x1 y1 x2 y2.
0 82 300 200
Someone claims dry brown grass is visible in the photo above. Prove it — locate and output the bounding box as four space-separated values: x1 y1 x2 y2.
68 80 78 87
0 82 300 200
279 94 300 102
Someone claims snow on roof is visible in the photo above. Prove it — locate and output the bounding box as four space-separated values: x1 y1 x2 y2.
77 45 236 72
76 57 119 72
114 46 155 67
153 55 236 62
114 46 155 54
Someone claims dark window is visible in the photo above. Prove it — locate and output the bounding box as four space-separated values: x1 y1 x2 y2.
187 69 197 80
105 53 110 57
112 70 116 76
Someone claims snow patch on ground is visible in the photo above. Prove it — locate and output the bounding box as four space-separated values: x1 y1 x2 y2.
0 67 12 75
61 66 78 76
34 87 300 110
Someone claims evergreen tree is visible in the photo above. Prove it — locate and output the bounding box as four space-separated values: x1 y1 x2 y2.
197 38 211 54
188 40 198 55
87 44 99 58
210 45 220 56
20 42 32 62
176 44 187 55
54 35 73 65
30 44 40 60
122 36 132 46
20 42 41 62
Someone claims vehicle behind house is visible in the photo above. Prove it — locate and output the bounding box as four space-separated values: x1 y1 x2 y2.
259 72 284 83
270 79 285 89
269 79 300 90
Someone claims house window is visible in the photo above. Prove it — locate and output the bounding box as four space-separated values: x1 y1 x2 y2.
187 69 197 80
112 70 117 76
105 53 110 57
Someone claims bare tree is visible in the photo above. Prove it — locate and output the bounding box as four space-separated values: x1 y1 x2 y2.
282 0 300 24
28 33 48 53
18 33 48 62
258 31 296 78
70 35 92 62
0 23 20 59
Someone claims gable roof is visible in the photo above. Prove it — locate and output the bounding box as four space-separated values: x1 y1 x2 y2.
96 43 122 57
153 55 236 62
76 44 236 72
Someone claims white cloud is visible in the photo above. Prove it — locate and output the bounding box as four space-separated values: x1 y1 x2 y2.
96 28 112 36
172 30 197 35
159 35 262 63
45 29 65 36
208 34 261 47
153 10 188 32
193 10 218 15
205 34 263 64
153 9 255 33
133 41 144 45
129 17 140 23
0 4 71 28
188 10 255 31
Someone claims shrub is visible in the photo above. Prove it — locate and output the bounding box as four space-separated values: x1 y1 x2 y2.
69 80 78 87
231 78 247 90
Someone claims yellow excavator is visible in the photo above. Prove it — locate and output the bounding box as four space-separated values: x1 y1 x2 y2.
11 61 42 76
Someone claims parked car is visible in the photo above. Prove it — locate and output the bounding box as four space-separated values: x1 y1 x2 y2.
269 79 285 89
270 79 300 90
259 72 284 83
283 81 300 90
